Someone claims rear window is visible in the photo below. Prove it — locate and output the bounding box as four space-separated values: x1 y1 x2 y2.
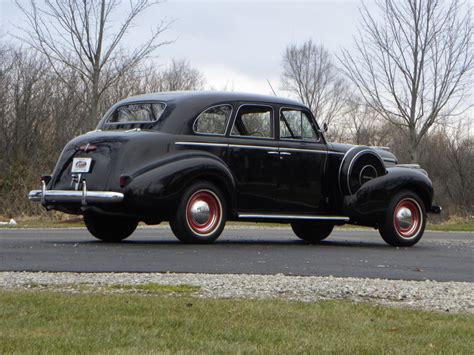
108 103 166 124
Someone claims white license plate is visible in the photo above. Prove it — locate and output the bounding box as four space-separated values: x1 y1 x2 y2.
72 157 92 173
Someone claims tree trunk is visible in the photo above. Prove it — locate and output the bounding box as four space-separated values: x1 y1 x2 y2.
408 125 418 163
88 70 100 130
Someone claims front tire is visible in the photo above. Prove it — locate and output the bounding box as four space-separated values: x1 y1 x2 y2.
83 213 138 242
291 222 334 244
170 181 226 244
379 190 426 247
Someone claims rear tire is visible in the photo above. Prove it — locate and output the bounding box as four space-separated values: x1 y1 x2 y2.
83 213 138 242
379 190 426 247
170 181 226 244
291 222 334 244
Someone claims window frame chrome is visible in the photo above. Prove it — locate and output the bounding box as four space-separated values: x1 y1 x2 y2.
278 106 322 143
229 103 276 141
192 103 234 137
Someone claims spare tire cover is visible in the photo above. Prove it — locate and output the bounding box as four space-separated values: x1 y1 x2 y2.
339 146 386 195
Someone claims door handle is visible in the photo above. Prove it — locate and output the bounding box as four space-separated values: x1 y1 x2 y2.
267 151 279 155
280 151 292 156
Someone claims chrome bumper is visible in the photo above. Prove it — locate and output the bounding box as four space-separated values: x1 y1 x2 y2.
28 181 124 206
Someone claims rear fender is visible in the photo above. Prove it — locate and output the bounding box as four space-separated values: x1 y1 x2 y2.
343 167 434 226
123 151 236 218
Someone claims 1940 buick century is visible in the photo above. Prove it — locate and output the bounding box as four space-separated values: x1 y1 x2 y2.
29 91 441 246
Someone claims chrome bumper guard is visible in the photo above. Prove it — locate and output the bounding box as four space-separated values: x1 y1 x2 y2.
28 181 124 206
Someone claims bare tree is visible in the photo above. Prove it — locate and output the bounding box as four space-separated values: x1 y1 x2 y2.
340 0 473 163
281 40 348 128
152 59 205 92
15 0 170 128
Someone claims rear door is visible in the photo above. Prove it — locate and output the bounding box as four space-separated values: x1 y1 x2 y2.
277 107 327 213
226 104 280 213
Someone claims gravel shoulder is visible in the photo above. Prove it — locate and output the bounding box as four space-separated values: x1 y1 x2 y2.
1 272 472 314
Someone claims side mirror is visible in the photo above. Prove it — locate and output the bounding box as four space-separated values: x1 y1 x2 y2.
321 122 328 133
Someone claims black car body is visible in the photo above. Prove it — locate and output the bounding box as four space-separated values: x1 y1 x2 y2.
29 91 440 246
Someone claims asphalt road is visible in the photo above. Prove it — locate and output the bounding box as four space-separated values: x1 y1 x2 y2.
0 227 472 282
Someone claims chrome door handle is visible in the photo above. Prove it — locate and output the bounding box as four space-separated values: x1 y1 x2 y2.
267 151 279 155
280 151 292 156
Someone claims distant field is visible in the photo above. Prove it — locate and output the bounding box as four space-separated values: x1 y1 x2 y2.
0 289 472 354
1 217 473 232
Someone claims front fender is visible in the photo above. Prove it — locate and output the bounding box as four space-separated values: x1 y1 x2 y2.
343 167 434 226
123 151 236 218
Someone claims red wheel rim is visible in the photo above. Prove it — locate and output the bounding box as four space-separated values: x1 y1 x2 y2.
393 198 422 239
185 190 222 236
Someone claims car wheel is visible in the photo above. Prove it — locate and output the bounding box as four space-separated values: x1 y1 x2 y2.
291 222 334 244
379 190 426 247
170 181 226 244
83 213 138 242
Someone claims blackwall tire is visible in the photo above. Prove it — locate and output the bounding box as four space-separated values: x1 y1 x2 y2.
291 222 334 244
339 146 386 196
170 181 226 244
83 213 138 242
379 190 426 247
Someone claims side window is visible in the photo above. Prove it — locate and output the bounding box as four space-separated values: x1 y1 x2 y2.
280 109 319 141
231 105 273 138
109 103 165 123
193 105 232 135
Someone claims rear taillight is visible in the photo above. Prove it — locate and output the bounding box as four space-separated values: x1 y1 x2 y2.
119 175 132 188
79 144 97 152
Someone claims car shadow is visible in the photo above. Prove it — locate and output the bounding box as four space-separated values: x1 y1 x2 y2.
51 238 389 249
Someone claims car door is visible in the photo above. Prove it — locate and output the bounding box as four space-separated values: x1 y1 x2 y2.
226 104 280 213
277 107 327 213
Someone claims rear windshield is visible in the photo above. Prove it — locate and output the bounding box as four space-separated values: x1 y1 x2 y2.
107 103 166 124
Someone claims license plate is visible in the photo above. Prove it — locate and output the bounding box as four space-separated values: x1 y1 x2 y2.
72 157 92 173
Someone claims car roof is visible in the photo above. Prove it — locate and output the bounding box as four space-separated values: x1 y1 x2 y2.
116 91 304 107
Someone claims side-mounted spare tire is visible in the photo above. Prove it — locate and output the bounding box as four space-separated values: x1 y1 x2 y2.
339 146 386 196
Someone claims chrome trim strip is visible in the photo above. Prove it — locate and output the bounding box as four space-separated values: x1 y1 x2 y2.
28 190 124 204
279 147 329 154
229 144 278 151
175 141 229 148
238 213 350 222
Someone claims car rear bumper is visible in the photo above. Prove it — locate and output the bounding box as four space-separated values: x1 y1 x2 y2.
28 181 124 206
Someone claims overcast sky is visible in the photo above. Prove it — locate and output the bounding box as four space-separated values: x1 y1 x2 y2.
1 0 369 95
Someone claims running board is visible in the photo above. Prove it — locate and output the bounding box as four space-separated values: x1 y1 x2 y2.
238 213 350 222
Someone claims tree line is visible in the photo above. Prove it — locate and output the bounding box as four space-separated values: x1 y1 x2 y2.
0 0 472 219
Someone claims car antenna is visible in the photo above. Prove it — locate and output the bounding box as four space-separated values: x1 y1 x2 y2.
266 79 277 96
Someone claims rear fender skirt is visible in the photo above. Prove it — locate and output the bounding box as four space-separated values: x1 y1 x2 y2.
342 167 434 226
124 152 236 218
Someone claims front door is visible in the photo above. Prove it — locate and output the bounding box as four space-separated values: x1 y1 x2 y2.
227 104 280 212
277 107 327 213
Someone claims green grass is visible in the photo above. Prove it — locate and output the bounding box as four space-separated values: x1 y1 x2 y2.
0 290 472 353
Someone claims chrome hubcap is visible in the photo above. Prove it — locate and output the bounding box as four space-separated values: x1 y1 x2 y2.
396 207 413 229
190 200 211 224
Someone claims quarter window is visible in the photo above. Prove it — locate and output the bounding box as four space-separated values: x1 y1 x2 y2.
280 109 319 141
193 105 232 135
109 103 165 123
231 105 273 138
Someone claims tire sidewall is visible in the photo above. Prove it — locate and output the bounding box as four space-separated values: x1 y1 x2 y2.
171 181 226 244
380 190 426 247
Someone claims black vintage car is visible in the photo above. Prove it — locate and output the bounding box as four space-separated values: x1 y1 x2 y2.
29 91 440 246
